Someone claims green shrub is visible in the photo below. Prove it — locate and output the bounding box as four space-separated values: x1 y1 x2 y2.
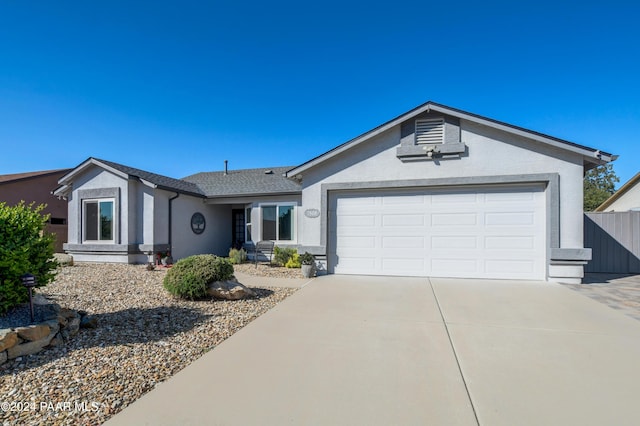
273 246 297 266
163 254 234 299
285 253 301 268
228 248 247 264
0 202 57 315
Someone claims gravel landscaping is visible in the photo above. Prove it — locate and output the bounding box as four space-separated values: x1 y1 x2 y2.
0 263 297 426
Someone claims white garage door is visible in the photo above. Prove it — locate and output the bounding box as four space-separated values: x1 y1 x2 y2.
329 185 546 280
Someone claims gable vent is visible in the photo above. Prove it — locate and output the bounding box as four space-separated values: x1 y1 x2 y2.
415 118 444 144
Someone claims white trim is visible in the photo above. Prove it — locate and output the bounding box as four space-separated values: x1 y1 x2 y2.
82 198 116 244
245 205 253 243
258 202 297 243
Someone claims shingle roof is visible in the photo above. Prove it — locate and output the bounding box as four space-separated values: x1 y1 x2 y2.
183 166 301 197
94 158 205 197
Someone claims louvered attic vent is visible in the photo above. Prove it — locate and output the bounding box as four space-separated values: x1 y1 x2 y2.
415 118 444 144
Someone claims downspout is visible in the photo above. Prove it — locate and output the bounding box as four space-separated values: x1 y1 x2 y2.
168 192 180 253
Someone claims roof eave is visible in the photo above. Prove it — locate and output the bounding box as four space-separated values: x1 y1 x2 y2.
286 101 616 177
58 158 129 185
204 190 301 199
53 184 71 197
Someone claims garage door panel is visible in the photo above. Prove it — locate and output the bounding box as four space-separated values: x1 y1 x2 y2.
381 258 426 272
432 213 478 226
485 236 536 249
485 212 535 226
432 258 479 274
485 191 535 202
338 215 376 226
381 195 427 205
382 236 425 248
337 257 377 270
431 236 478 249
382 214 425 226
336 236 376 248
485 259 536 274
330 185 546 279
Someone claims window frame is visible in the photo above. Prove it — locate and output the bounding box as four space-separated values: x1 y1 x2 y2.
258 202 297 243
245 206 253 243
82 198 115 243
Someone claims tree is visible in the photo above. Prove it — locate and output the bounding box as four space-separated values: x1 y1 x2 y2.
0 202 57 315
584 164 619 211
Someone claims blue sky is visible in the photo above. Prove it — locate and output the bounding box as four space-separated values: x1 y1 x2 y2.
1 1 638 185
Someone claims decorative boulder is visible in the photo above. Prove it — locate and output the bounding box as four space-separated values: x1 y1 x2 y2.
53 253 74 266
207 278 257 300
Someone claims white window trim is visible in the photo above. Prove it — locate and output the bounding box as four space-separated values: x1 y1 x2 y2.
258 202 297 243
82 198 115 243
245 205 253 244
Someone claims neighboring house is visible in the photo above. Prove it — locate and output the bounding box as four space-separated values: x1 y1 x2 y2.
595 172 640 212
54 101 615 284
0 168 72 252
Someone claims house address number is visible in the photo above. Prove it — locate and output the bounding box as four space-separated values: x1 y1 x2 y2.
304 208 320 218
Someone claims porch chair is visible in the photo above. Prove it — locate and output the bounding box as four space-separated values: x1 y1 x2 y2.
253 240 275 267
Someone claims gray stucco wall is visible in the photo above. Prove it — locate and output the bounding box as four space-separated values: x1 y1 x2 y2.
168 191 231 259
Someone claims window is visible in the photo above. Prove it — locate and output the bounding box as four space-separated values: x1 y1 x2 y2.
245 207 252 242
261 204 295 241
83 199 114 242
415 118 444 144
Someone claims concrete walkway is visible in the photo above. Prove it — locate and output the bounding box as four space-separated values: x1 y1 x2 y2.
106 276 640 426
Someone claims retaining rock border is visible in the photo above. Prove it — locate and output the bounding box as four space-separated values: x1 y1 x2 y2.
0 304 95 365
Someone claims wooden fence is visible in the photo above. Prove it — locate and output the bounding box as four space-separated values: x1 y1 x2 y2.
584 211 640 273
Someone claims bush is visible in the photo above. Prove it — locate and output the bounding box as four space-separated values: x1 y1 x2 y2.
0 202 57 315
285 253 301 268
228 248 247 264
273 246 297 266
163 254 234 299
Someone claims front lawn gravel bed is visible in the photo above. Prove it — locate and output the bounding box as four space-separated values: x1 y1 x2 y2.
0 263 296 426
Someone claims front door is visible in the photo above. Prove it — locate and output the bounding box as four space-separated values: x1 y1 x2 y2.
231 209 245 249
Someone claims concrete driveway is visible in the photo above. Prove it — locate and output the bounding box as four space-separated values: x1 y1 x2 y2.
106 276 640 426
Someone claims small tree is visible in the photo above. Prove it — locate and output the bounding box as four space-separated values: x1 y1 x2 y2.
0 202 57 315
584 164 619 212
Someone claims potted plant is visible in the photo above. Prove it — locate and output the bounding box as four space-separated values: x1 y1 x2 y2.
300 252 316 278
157 250 173 266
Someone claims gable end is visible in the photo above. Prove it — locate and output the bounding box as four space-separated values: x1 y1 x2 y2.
396 112 466 161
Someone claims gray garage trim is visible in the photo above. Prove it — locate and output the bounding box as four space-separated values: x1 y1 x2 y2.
315 173 560 255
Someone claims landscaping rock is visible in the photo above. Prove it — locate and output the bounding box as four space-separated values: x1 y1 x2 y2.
44 319 60 335
54 253 74 266
0 262 297 425
7 338 49 359
47 335 64 347
80 315 98 329
66 317 81 337
59 307 79 319
57 314 68 327
16 324 51 342
207 278 257 300
0 329 19 351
